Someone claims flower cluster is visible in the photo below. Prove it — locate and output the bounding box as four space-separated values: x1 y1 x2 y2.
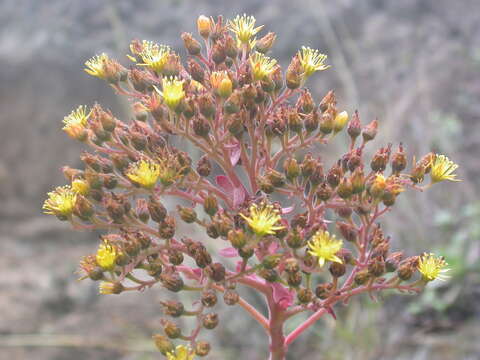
44 15 458 359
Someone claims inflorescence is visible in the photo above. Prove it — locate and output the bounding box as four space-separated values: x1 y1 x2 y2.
45 15 458 359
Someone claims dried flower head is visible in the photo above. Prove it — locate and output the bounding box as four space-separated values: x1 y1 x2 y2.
430 154 460 183
240 202 284 237
418 253 449 281
298 46 330 78
308 231 343 267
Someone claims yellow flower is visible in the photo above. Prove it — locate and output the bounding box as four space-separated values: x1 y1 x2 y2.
167 345 195 360
210 71 232 97
417 253 449 281
307 231 343 267
71 179 90 196
84 53 110 79
126 159 161 189
43 185 77 218
228 14 263 47
240 202 284 237
133 40 171 73
298 46 330 78
62 105 90 140
155 77 185 111
249 52 277 81
96 240 119 271
430 154 460 183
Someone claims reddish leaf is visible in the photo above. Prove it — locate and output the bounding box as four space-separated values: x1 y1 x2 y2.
219 247 238 258
271 283 294 310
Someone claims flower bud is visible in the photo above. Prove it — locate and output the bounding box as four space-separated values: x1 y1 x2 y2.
228 229 246 249
300 154 317 178
315 283 333 299
333 111 349 134
163 320 181 339
371 146 391 172
286 56 302 89
316 183 332 202
111 154 129 171
297 90 315 114
287 272 302 287
168 250 184 266
354 269 370 285
319 112 334 135
368 257 386 277
326 163 343 188
159 216 176 239
262 255 282 269
347 110 361 141
362 119 378 142
336 221 358 243
161 300 184 317
336 178 353 199
385 252 403 272
224 90 243 114
286 229 304 248
206 223 219 239
284 158 300 181
195 341 211 357
287 109 302 133
188 59 205 83
369 175 386 198
73 195 94 220
350 168 365 194
181 32 201 55
193 117 211 138
238 247 254 259
329 262 346 278
224 289 240 305
256 32 276 53
148 196 167 223
202 313 219 329
285 258 300 273
153 334 174 355
203 194 218 216
266 169 285 188
297 288 313 304
211 42 227 64
225 35 238 58
305 109 320 133
178 206 197 223
201 289 218 307
259 268 278 282
205 263 226 282
391 143 407 174
160 273 184 292
197 15 212 39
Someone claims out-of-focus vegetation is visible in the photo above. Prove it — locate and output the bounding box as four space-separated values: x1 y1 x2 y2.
0 0 478 359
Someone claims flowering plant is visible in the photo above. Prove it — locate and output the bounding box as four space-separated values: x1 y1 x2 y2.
44 14 458 359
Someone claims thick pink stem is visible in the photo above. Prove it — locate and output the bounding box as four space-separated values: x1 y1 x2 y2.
267 293 287 360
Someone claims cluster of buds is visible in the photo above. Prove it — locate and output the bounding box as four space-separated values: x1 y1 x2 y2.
44 14 459 360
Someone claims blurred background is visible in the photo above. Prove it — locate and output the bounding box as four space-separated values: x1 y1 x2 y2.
0 0 479 359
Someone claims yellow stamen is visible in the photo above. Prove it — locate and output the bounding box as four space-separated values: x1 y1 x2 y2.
307 230 343 267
